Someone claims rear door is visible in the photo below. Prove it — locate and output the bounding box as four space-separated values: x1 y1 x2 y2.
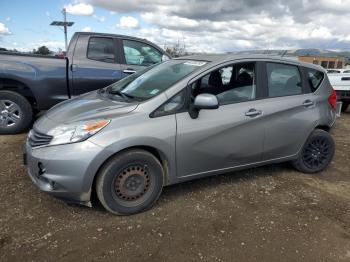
71 35 123 96
175 61 266 178
119 39 163 76
260 62 318 160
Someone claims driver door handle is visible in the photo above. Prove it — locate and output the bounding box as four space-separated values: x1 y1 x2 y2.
245 108 262 117
123 69 136 74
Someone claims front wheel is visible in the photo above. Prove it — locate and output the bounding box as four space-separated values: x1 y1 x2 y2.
0 90 33 134
292 129 335 173
96 149 164 215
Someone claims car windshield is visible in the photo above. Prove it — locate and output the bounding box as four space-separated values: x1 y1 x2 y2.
108 60 207 101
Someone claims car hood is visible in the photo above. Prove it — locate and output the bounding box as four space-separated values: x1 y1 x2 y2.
34 91 138 133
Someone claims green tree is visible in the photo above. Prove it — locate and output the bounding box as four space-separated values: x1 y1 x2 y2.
33 46 52 55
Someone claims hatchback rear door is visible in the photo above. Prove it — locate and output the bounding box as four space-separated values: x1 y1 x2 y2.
260 62 318 161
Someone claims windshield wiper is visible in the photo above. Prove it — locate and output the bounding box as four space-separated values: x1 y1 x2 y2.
108 89 131 101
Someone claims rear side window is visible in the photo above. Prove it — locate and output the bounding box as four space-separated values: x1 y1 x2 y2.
123 40 162 66
266 63 302 98
87 37 115 63
307 69 324 92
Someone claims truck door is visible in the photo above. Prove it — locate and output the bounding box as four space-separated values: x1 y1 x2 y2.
119 39 163 76
71 35 123 96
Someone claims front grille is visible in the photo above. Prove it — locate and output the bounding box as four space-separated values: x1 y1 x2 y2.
28 129 53 148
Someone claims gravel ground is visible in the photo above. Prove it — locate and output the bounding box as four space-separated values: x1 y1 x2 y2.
0 112 350 262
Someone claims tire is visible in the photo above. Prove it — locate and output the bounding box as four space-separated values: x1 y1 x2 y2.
292 129 335 173
96 149 164 215
0 90 33 134
341 102 349 112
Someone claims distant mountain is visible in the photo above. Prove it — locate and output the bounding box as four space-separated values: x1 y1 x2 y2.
235 48 350 63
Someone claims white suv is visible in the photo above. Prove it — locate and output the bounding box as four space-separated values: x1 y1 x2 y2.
327 70 350 112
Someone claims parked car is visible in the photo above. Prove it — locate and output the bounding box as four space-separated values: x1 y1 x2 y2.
327 72 350 112
0 32 169 134
327 69 350 74
24 54 337 215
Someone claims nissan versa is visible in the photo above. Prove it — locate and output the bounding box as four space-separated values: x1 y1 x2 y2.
24 54 337 215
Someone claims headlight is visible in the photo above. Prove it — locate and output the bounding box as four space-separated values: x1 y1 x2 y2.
47 119 110 146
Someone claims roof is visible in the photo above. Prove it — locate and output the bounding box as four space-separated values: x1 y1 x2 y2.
174 53 324 71
73 32 156 46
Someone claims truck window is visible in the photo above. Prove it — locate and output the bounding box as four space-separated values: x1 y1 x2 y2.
87 37 115 63
123 40 162 66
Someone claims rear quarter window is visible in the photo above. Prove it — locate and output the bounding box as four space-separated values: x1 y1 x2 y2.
307 68 324 92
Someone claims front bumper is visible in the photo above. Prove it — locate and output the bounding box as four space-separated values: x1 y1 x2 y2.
24 140 105 206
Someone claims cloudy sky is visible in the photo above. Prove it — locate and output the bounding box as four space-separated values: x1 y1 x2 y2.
1 0 350 53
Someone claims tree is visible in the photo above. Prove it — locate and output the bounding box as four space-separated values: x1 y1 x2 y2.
164 39 188 57
33 46 52 55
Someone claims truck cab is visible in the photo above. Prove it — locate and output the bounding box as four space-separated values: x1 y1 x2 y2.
0 32 170 134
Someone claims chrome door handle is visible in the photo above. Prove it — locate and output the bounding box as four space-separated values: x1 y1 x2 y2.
303 100 314 107
245 109 262 117
123 69 136 74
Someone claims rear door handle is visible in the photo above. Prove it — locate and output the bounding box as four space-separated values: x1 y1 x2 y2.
303 100 314 107
245 109 262 117
123 69 136 74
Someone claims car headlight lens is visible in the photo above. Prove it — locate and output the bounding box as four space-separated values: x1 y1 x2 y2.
47 119 110 146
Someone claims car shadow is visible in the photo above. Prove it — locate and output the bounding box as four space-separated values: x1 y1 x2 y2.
85 162 293 215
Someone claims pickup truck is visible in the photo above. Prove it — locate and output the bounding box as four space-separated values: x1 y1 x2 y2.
0 32 170 134
328 72 350 112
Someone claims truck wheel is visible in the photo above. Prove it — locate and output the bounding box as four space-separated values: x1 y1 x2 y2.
96 149 164 215
292 129 335 173
0 90 33 134
341 102 349 112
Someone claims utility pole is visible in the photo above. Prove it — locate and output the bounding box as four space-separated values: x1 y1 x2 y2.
50 8 74 51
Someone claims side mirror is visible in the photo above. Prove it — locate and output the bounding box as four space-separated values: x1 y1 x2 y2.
193 93 219 110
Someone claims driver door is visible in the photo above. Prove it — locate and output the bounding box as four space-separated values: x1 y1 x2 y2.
175 61 266 178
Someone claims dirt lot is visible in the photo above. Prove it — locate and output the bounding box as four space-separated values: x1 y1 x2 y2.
0 113 350 262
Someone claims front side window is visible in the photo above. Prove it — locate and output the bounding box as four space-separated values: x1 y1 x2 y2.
87 37 115 63
266 63 302 97
192 63 256 105
307 69 324 92
108 60 207 101
123 40 162 66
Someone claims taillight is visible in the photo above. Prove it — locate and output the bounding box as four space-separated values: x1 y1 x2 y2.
328 88 337 111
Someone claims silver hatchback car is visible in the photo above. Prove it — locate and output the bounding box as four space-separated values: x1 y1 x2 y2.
24 54 337 215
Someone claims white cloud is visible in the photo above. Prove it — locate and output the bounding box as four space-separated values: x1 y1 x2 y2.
0 23 11 35
93 14 105 22
65 3 94 16
117 16 139 29
81 0 350 51
81 26 92 32
5 17 11 22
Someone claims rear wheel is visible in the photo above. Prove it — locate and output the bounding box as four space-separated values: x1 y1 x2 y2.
292 129 335 173
96 149 164 215
0 91 33 134
341 102 349 112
